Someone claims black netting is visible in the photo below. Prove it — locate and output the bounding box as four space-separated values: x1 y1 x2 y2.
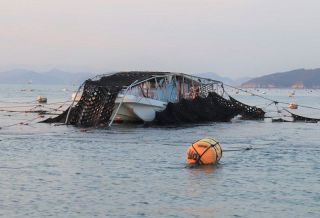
43 84 120 127
229 96 265 119
43 72 163 126
287 110 320 123
68 85 119 127
155 92 265 124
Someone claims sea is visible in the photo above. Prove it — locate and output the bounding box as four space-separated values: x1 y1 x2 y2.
0 84 319 218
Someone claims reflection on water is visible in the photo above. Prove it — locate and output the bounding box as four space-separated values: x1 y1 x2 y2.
187 164 219 175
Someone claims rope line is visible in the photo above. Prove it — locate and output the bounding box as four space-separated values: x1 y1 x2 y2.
0 116 43 130
224 84 320 111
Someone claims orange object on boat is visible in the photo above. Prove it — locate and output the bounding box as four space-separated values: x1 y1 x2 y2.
186 138 222 165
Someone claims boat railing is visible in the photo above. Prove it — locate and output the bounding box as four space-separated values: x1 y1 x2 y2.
120 74 224 102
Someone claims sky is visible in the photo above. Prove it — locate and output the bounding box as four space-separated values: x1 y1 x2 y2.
1 0 320 77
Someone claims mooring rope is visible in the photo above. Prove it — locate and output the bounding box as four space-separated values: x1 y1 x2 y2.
0 115 44 130
0 99 71 112
224 84 320 111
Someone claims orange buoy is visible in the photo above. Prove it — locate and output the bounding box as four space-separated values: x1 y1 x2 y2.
288 103 298 109
186 138 222 165
36 96 47 103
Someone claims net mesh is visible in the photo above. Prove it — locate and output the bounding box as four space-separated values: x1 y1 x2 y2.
155 92 265 124
285 109 320 123
43 72 165 126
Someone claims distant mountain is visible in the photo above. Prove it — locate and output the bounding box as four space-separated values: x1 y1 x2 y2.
0 69 95 85
241 68 320 89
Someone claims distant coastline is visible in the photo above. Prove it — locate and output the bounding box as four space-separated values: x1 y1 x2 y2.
241 68 320 89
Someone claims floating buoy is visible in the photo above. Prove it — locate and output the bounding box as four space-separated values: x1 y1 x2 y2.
288 103 298 109
36 96 47 103
186 138 222 165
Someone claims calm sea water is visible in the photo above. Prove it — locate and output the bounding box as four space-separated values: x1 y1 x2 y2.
0 84 320 217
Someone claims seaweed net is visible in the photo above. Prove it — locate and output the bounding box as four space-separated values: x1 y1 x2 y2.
43 83 121 127
43 72 166 126
283 109 320 123
155 92 265 124
229 96 265 120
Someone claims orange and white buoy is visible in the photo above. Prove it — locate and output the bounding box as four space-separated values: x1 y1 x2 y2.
288 103 298 109
36 96 47 103
186 138 222 165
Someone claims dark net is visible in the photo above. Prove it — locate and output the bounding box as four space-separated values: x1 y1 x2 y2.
229 96 265 120
155 92 265 124
43 84 121 127
288 110 320 123
43 72 164 126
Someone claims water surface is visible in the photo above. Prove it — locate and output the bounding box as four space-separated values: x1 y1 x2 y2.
0 85 319 217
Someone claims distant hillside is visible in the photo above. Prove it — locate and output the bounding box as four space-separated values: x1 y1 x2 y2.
0 69 95 85
241 68 320 88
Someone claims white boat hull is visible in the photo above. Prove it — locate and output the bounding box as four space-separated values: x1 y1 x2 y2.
111 94 167 122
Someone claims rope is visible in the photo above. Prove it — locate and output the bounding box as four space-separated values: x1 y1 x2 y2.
0 100 70 115
223 146 254 152
191 144 204 165
224 84 320 111
0 116 43 130
0 100 36 104
0 100 72 109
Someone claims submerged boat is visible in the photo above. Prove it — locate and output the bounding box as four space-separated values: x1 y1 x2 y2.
44 71 265 127
111 72 225 122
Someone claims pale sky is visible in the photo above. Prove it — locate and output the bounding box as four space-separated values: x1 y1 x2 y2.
1 0 320 77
